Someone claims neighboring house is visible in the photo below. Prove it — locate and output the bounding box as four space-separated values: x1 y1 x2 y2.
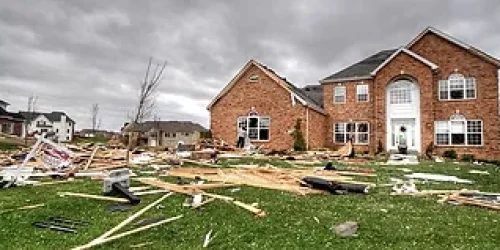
20 111 76 142
78 129 117 139
209 27 500 159
125 121 207 148
0 99 24 136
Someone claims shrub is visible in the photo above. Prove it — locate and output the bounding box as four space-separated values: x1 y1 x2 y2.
461 154 475 162
443 150 457 159
376 140 384 154
425 142 435 160
292 119 306 151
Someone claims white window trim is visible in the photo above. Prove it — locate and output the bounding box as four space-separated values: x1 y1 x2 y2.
356 84 369 102
434 119 483 147
334 86 346 104
237 116 271 142
334 122 370 145
438 76 477 101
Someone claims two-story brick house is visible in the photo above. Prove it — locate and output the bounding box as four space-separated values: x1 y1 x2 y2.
209 27 500 159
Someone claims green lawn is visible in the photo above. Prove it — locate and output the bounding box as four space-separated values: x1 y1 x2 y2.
0 141 20 151
1 161 500 249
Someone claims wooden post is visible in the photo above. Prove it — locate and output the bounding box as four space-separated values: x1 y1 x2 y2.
84 146 100 170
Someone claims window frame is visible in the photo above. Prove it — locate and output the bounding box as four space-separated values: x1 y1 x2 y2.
434 119 483 147
237 115 271 142
334 122 369 145
356 84 369 102
334 86 346 104
438 74 476 101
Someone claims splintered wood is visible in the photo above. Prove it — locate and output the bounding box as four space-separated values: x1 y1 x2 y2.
158 167 375 195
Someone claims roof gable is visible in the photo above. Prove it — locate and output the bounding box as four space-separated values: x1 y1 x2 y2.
207 59 325 114
406 27 500 67
370 47 438 76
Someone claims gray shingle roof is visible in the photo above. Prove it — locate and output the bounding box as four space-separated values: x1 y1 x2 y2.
321 49 397 82
0 107 24 120
19 111 75 124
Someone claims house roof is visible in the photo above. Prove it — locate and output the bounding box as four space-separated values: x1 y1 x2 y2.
406 27 500 67
320 49 397 83
125 121 207 133
207 59 326 114
0 100 9 106
19 111 75 124
0 107 24 121
370 47 439 76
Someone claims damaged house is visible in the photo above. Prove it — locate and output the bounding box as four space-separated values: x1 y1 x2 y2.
208 27 500 159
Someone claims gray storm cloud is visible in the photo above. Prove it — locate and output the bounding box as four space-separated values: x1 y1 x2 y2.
0 0 499 130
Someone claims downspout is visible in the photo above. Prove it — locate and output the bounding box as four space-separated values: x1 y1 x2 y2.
306 107 309 150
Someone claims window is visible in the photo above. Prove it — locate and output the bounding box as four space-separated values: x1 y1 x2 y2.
435 119 482 146
67 129 70 133
184 132 190 136
56 129 59 133
356 84 369 102
237 116 270 141
334 86 346 103
390 81 412 104
439 73 476 100
334 122 369 144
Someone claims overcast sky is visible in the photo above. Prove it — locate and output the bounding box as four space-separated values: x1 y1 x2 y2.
1 0 499 131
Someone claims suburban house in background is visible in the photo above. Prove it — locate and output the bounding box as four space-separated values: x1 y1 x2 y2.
0 99 24 136
123 121 207 148
77 129 118 139
20 111 75 142
209 27 500 159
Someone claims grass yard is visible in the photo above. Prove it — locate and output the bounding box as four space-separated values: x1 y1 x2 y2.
1 161 500 249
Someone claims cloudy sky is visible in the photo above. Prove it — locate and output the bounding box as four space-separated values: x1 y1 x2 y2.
1 0 499 131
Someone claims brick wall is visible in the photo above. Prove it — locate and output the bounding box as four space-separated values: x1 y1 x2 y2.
323 79 375 153
409 32 500 159
210 64 325 151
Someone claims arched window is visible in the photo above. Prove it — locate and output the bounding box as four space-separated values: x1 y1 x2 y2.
438 73 476 100
389 80 413 104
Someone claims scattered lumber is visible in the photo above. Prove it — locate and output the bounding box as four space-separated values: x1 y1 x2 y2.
138 178 266 217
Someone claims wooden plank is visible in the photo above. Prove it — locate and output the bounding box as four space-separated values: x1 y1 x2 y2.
71 215 182 250
93 193 173 242
84 147 100 170
133 190 170 196
58 192 129 203
192 197 216 209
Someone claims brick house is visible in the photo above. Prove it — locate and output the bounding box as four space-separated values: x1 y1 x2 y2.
209 27 500 159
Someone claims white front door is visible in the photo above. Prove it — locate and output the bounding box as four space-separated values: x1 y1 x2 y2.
386 79 421 152
391 119 416 151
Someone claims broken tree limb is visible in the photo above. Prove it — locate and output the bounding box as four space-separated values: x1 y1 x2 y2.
71 215 182 250
93 193 173 242
58 192 129 203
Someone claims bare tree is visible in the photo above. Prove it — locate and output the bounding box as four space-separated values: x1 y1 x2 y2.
91 103 100 134
24 95 38 145
126 57 167 163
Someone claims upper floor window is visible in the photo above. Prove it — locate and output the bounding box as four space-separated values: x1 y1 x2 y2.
389 81 412 104
439 73 476 100
334 86 346 104
356 84 369 102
